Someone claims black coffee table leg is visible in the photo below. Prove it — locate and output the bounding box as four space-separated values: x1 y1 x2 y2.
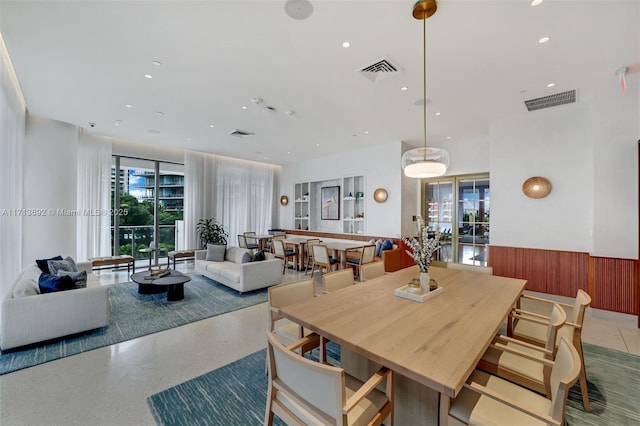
138 283 167 294
167 283 184 301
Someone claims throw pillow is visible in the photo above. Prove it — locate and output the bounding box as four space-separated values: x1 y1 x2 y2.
47 259 76 276
12 277 40 297
381 239 394 252
253 251 265 262
63 256 79 272
36 255 63 274
375 240 383 257
38 273 75 294
240 251 253 264
57 270 88 288
206 244 226 262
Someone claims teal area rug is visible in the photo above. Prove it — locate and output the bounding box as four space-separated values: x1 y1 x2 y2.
147 342 639 426
0 275 267 375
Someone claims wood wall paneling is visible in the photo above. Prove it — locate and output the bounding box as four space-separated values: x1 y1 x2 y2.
591 257 638 315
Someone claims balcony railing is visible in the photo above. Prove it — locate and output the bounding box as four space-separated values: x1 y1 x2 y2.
112 224 177 259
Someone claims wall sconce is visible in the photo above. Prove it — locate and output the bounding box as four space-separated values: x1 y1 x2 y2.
280 195 289 206
373 188 388 203
522 176 551 199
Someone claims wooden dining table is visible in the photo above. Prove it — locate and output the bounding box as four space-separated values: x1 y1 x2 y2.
323 240 366 268
282 236 322 271
279 265 527 425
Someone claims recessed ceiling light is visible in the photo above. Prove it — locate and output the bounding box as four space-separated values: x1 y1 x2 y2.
144 74 153 79
446 136 452 140
401 86 408 91
155 111 165 116
114 120 122 126
547 83 556 88
147 129 160 134
364 131 369 134
241 106 248 110
186 137 192 141
531 0 544 6
152 61 162 66
209 124 215 128
538 36 550 44
285 110 295 116
125 104 132 108
342 42 350 48
435 112 441 116
287 151 291 154
316 143 320 147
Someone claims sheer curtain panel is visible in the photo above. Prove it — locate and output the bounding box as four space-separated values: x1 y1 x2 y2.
0 34 26 313
77 129 112 260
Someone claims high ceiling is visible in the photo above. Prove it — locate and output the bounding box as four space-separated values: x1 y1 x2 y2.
1 0 638 165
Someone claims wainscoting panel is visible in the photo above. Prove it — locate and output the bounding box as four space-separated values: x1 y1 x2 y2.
591 257 638 315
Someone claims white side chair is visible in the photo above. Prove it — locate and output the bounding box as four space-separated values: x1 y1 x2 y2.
265 332 394 426
267 279 318 353
449 337 581 426
310 244 339 278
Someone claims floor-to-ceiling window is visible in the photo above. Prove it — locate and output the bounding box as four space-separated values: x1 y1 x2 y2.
423 174 490 266
111 155 184 265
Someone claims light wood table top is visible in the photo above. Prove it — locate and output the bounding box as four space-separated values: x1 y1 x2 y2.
280 265 526 398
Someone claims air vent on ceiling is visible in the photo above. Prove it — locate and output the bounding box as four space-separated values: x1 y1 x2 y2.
228 129 254 138
359 56 403 83
524 90 576 112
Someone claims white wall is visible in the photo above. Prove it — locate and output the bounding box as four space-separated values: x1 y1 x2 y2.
23 114 78 264
490 93 638 258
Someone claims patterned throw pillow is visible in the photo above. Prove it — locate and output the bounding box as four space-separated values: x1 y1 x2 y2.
47 259 76 276
38 273 75 293
36 255 63 274
56 270 87 288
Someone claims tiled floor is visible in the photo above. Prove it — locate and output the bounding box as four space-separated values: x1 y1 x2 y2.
0 264 637 426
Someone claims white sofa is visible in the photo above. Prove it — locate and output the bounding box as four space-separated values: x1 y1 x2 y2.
195 247 282 293
1 261 110 351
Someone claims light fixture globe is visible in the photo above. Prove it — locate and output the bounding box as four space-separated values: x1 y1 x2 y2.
402 147 449 178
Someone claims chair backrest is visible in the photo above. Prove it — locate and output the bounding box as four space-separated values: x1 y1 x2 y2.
305 238 321 259
272 238 285 256
447 262 493 274
268 279 315 324
544 303 567 354
571 289 592 325
323 269 354 292
361 244 376 264
361 261 385 280
548 337 581 422
237 234 247 248
312 244 331 265
266 331 344 423
244 231 256 236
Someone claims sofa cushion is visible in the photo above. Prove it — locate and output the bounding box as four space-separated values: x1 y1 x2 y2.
206 244 226 262
12 277 40 297
36 255 63 274
38 273 75 293
225 247 253 264
220 268 241 283
48 258 77 276
57 270 88 288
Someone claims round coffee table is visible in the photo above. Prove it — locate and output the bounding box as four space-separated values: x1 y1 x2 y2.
130 270 191 301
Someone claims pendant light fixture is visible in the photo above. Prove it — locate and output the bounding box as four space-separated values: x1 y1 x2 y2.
401 0 449 178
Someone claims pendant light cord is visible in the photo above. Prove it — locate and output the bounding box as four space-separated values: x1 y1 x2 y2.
422 13 428 160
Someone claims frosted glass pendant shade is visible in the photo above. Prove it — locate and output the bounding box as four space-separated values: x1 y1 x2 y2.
401 147 449 178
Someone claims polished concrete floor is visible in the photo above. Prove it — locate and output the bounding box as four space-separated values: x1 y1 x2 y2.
0 263 637 426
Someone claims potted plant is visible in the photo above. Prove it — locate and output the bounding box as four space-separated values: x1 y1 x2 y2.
196 218 228 249
403 216 440 293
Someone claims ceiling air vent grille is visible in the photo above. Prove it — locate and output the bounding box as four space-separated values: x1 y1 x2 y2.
524 90 576 111
228 129 254 138
359 56 402 83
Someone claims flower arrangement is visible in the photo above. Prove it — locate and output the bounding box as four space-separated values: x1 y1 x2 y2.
403 216 440 273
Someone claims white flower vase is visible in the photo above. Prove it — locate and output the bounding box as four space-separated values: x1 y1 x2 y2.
420 272 431 293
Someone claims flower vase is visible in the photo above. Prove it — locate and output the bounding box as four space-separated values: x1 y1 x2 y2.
420 272 431 293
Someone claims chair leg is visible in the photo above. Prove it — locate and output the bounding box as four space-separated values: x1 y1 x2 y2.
577 341 590 412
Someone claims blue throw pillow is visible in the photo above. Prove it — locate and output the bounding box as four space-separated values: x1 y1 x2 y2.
56 270 88 288
375 240 383 257
381 239 393 252
36 255 63 274
38 273 75 293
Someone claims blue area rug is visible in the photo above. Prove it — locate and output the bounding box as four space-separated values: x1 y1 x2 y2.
147 342 639 426
0 275 268 375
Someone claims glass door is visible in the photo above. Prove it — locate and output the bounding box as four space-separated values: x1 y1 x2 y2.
424 180 454 262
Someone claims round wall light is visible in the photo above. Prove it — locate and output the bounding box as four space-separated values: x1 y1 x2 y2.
373 188 388 203
280 195 289 206
522 176 551 199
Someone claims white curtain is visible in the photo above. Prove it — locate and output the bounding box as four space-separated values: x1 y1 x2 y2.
77 129 112 260
184 150 277 249
0 34 26 310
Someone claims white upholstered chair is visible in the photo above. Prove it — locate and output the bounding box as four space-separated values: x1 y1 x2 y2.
345 244 376 281
449 337 580 426
267 279 318 353
310 244 339 278
322 268 355 293
265 332 394 426
508 289 592 411
477 303 567 399
272 238 297 274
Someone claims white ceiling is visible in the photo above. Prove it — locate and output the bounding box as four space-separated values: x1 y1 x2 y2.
1 0 638 165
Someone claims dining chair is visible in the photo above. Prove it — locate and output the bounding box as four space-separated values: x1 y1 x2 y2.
243 231 260 250
507 289 592 411
446 262 493 274
267 279 319 354
237 234 247 248
265 332 394 426
345 244 376 281
272 238 297 274
303 238 321 274
361 261 386 281
449 337 581 426
477 303 567 400
310 244 340 278
266 234 285 253
322 268 355 293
